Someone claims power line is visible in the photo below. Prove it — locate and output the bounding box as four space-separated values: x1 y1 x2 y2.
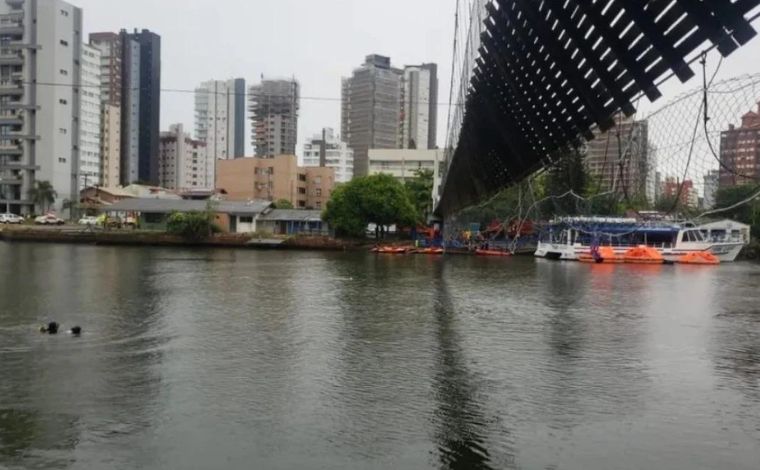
13 81 463 107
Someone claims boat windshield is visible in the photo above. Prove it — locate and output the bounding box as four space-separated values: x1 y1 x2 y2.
682 229 707 243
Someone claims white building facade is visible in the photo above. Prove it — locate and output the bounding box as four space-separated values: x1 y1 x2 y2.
302 128 354 183
401 64 438 150
158 124 210 191
195 78 245 164
369 148 443 208
0 0 83 214
79 43 102 189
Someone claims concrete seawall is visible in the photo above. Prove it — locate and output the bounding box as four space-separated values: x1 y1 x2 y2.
0 227 362 251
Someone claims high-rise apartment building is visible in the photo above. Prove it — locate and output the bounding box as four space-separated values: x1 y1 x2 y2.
79 44 102 189
302 128 354 183
662 176 696 207
249 79 299 158
703 169 720 209
195 78 246 163
101 104 121 187
341 55 403 177
89 32 123 187
88 28 160 186
583 115 649 199
401 63 438 150
128 29 160 185
88 32 122 107
158 124 209 191
719 103 760 188
0 0 83 214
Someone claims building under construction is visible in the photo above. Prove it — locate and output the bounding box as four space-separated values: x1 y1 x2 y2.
249 79 300 158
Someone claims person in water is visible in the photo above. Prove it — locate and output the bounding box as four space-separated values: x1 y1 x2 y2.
39 322 81 335
40 322 59 334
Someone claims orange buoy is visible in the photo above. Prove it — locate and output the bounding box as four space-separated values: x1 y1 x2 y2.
623 246 664 264
677 251 720 265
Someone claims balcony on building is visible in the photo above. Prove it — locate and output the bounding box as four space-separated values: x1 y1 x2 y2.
0 84 23 97
0 50 23 66
0 145 23 156
0 16 24 37
0 112 22 126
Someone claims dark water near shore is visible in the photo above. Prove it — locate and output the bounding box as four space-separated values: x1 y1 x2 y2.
1 242 759 469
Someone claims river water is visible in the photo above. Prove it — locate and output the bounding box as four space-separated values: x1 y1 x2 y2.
0 242 759 469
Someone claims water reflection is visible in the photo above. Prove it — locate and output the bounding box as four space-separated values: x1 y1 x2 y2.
431 261 501 470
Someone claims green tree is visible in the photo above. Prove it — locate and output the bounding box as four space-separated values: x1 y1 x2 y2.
166 201 220 240
715 184 760 230
544 149 588 216
28 180 57 214
323 174 417 238
273 199 294 209
404 169 434 223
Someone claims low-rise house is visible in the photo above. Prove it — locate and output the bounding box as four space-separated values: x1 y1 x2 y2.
105 198 272 232
79 186 135 211
257 209 329 235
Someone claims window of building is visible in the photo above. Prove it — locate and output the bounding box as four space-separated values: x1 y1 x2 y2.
59 128 67 134
60 39 69 46
298 200 306 208
314 176 322 185
298 174 307 182
315 188 322 197
144 213 163 223
60 69 68 76
59 99 67 105
239 216 254 224
60 9 69 16
298 187 306 195
58 157 67 163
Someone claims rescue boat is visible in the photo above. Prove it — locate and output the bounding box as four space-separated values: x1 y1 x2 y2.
475 249 511 257
623 246 664 264
677 251 720 265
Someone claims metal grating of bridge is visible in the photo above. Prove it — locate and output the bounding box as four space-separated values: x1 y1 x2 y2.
437 0 760 217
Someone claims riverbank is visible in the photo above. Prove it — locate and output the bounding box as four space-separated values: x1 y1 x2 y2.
0 225 366 251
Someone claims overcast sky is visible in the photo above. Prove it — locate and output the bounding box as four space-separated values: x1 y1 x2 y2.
71 0 760 159
72 0 457 157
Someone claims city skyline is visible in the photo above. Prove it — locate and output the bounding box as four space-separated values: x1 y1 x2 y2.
67 0 455 159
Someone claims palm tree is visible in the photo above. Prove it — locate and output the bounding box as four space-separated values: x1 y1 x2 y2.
28 180 57 214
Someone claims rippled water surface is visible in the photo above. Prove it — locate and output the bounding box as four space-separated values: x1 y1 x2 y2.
1 242 759 469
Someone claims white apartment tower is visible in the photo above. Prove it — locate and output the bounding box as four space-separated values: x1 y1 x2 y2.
401 64 438 150
195 78 245 164
158 123 210 191
302 128 354 183
79 43 102 189
0 0 83 214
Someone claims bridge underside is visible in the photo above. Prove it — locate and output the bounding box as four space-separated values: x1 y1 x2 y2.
437 0 760 217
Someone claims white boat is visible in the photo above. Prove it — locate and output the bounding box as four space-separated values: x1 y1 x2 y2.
534 217 748 263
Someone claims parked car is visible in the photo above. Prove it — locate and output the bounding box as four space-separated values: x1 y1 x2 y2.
34 214 65 225
0 213 24 224
78 215 98 225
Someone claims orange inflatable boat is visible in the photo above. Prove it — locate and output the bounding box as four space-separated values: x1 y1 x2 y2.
579 246 625 263
677 251 720 265
416 247 444 255
475 249 511 257
623 246 664 264
372 246 411 254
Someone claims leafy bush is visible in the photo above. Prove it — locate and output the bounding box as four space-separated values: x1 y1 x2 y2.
166 211 220 240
